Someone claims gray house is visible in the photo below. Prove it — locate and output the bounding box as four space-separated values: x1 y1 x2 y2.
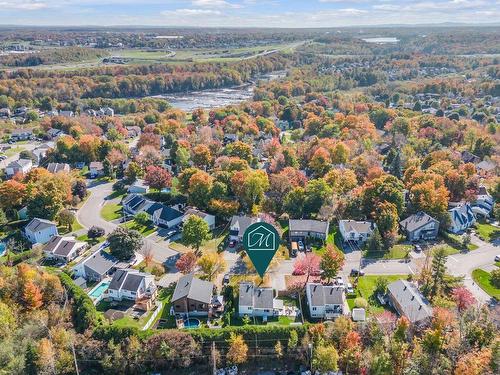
238 282 283 318
229 216 260 241
387 280 433 325
171 274 215 316
289 219 329 241
400 212 439 241
72 249 121 281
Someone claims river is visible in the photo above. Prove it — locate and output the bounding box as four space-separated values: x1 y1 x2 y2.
152 70 287 111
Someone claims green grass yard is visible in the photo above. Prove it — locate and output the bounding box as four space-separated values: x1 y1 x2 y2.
100 203 122 221
475 222 500 243
364 244 413 260
121 220 156 236
351 275 408 314
472 269 500 299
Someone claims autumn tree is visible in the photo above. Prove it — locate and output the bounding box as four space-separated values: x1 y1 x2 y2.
23 281 43 310
182 215 211 253
197 252 226 281
192 144 212 169
227 333 248 365
108 227 143 261
188 170 214 210
0 180 26 212
293 253 321 284
312 345 339 373
144 165 172 190
320 245 345 283
175 252 198 274
452 286 476 312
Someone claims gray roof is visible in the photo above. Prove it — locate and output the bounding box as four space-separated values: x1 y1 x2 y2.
307 283 344 306
25 218 56 233
7 158 31 168
339 220 375 234
476 160 495 171
47 162 70 173
239 282 274 309
43 236 83 257
230 216 260 237
172 274 213 304
82 250 118 276
89 161 103 170
289 219 329 234
387 280 433 324
108 269 151 293
400 212 438 232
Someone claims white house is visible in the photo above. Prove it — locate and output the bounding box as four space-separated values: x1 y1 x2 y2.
5 159 32 177
472 186 494 218
72 248 120 282
127 179 149 194
400 212 439 241
229 216 261 241
25 218 58 244
43 236 87 263
448 203 476 234
183 208 216 230
89 161 104 178
306 283 347 320
106 269 157 310
238 282 283 318
339 220 376 245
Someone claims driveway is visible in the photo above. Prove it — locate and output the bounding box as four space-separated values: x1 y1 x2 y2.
77 181 178 263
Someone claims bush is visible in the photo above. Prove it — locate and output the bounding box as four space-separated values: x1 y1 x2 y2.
491 269 500 289
59 273 100 333
354 297 368 309
0 249 37 266
93 325 140 341
144 192 187 205
113 180 126 192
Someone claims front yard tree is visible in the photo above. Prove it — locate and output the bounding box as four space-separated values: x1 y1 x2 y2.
320 245 345 283
175 252 198 274
134 211 150 227
430 246 448 299
312 344 339 373
144 165 172 191
365 227 384 253
226 333 248 365
58 209 75 231
182 215 211 253
197 252 226 281
108 227 143 261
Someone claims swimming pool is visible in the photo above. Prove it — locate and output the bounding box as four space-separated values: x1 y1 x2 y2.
0 243 5 257
89 281 110 300
183 318 201 328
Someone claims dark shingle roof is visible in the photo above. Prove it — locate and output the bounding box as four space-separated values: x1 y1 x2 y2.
172 274 213 304
156 206 183 221
108 269 151 293
25 218 56 233
83 250 118 276
238 282 274 309
307 283 344 307
43 236 83 257
387 280 432 324
289 219 329 234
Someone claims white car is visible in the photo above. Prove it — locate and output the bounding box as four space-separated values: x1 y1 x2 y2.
346 283 354 294
335 276 344 286
495 255 500 262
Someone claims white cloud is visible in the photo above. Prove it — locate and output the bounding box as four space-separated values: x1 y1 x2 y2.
191 0 241 8
0 0 48 10
161 8 222 16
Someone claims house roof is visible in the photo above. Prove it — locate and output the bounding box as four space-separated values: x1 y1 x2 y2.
108 269 152 293
238 282 275 309
183 208 212 220
400 212 438 232
449 203 475 226
89 161 103 170
307 283 345 306
155 206 183 222
80 249 118 276
172 274 213 304
12 128 32 135
230 216 260 236
25 218 56 233
43 236 85 257
47 162 69 173
387 280 432 324
476 160 495 172
339 220 375 234
289 219 329 234
7 158 32 168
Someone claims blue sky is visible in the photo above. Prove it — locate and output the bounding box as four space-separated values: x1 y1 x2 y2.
1 0 499 27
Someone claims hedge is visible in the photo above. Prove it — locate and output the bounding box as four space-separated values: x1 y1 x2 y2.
0 249 37 266
93 325 141 341
59 273 100 333
144 192 186 205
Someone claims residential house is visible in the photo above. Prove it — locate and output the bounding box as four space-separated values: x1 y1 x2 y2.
472 186 494 218
448 203 475 233
126 126 141 138
387 280 433 325
400 212 439 241
183 208 216 230
29 148 48 165
5 159 32 177
25 218 58 244
127 179 150 194
47 162 70 174
229 215 261 241
89 161 104 178
171 274 216 316
0 108 11 118
122 194 149 215
10 128 33 141
100 107 114 117
72 249 121 282
289 219 329 241
476 160 496 175
306 283 347 320
46 128 64 139
338 220 376 245
59 110 74 118
148 204 183 228
43 236 87 263
460 150 480 164
238 282 283 318
107 269 157 311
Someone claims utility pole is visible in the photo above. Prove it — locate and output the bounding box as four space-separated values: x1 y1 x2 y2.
309 342 313 373
211 341 217 375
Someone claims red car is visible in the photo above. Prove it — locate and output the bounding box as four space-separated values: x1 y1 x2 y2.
229 240 237 248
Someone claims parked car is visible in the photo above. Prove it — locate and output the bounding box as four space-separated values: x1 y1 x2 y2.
346 283 354 294
414 244 422 253
228 240 237 248
165 229 177 238
335 276 344 286
297 240 305 252
495 255 500 262
290 241 298 257
223 274 230 285
350 268 365 277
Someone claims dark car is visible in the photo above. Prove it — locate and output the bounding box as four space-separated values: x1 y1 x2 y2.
229 240 237 248
350 268 365 277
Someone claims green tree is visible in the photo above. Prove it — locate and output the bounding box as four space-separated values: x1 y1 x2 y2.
134 211 150 227
366 227 384 253
312 344 339 373
283 187 305 218
58 209 75 231
430 246 448 299
491 268 500 288
320 244 345 283
182 215 211 253
108 227 143 261
304 179 333 217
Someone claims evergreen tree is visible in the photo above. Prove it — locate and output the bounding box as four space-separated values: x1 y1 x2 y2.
430 246 448 299
366 227 384 253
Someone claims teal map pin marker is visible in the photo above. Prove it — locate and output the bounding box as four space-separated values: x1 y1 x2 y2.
243 222 280 277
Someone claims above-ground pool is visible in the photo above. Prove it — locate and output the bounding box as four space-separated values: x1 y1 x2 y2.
88 281 110 301
0 243 5 257
183 318 201 328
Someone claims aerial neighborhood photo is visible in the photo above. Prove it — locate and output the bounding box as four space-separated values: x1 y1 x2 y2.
0 1 499 374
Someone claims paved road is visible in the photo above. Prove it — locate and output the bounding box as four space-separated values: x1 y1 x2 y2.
76 181 178 263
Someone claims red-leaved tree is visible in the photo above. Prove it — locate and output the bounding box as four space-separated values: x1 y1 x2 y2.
175 252 198 274
292 253 321 284
452 286 476 312
144 165 172 190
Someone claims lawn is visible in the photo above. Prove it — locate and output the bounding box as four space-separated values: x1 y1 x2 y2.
475 222 500 242
364 244 412 260
472 269 500 299
121 220 156 236
169 232 226 254
430 244 459 256
100 203 122 221
133 259 165 276
352 275 408 314
312 225 342 255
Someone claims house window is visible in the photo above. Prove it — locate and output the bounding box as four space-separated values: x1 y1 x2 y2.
175 305 181 309
264 309 270 313
131 291 136 295
312 307 317 311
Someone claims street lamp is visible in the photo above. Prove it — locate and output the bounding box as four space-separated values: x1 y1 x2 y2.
308 343 313 373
